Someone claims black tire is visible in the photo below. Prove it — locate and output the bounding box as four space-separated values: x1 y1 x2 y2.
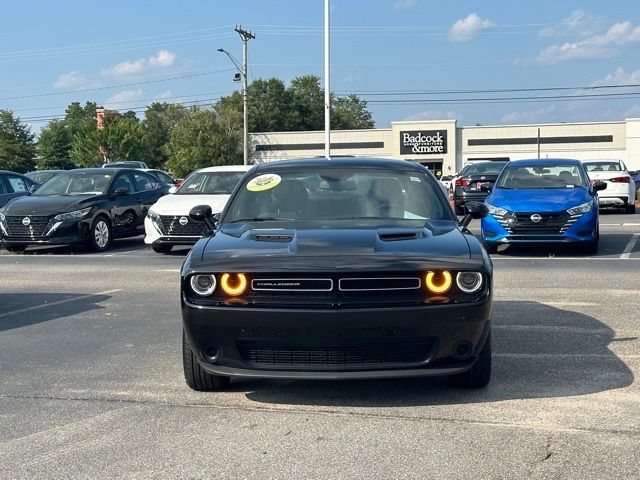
152 243 173 254
483 242 498 255
86 216 112 252
4 244 27 254
183 330 230 391
448 331 492 388
580 227 599 255
625 203 636 214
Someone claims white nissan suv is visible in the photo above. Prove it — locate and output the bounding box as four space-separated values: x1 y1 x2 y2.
582 159 636 214
145 165 250 253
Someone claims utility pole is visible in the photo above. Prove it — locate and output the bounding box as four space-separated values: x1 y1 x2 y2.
324 0 331 159
235 25 255 166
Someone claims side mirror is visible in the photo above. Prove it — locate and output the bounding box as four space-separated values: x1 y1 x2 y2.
460 201 488 229
111 187 130 198
593 180 607 192
168 186 177 194
189 205 218 232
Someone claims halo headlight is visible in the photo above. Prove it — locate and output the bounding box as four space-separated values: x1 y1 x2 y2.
190 274 216 296
425 271 452 294
220 273 247 296
456 271 483 294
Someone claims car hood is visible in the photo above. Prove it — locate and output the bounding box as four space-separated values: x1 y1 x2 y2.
191 221 483 272
487 188 591 213
1 194 102 216
149 193 230 216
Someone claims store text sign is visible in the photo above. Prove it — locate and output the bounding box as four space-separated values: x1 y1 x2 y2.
400 130 447 155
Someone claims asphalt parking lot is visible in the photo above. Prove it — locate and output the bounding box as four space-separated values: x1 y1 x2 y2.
1 212 640 479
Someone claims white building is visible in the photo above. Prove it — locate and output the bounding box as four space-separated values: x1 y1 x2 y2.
250 118 640 176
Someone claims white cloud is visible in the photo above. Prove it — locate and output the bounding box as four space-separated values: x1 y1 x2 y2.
535 21 640 64
403 110 458 121
501 105 556 124
590 67 640 87
154 89 174 100
104 89 144 108
102 50 176 78
449 13 495 43
393 0 417 10
53 71 89 89
539 10 607 38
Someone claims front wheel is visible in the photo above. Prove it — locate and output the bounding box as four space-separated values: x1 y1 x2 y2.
448 331 492 388
625 203 636 214
183 331 230 391
152 244 173 254
86 216 111 252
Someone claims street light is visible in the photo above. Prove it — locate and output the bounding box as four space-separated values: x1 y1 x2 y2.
218 41 249 165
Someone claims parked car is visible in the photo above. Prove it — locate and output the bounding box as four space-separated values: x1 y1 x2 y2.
102 161 148 169
582 159 636 214
25 170 63 184
453 161 509 215
439 175 454 194
145 165 250 253
0 168 167 253
481 159 606 255
0 170 39 208
180 157 493 391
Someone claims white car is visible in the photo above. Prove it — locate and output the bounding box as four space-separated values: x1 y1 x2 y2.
145 165 251 253
582 159 636 214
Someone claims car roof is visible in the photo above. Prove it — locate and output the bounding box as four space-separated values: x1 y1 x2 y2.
66 168 140 174
0 170 30 176
581 159 622 163
196 165 252 173
505 158 583 167
254 157 427 173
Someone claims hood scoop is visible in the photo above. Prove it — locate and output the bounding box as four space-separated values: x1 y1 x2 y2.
250 230 294 242
378 230 424 242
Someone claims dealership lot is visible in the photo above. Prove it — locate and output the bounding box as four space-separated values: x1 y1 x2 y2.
1 213 639 479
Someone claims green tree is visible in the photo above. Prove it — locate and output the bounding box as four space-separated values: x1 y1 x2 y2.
37 119 77 169
64 101 97 139
166 108 242 178
286 75 324 131
0 109 36 173
142 102 188 169
332 94 375 130
70 111 148 167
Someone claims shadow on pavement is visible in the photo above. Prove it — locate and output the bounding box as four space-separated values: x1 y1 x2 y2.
0 237 146 256
0 292 112 331
241 301 634 406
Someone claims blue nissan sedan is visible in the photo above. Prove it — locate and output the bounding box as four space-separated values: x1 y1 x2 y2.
481 159 606 254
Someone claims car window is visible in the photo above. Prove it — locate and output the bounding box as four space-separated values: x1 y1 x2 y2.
112 173 135 192
224 168 451 223
152 171 174 183
583 161 622 172
497 164 588 189
132 172 155 191
466 163 508 175
6 175 30 193
177 171 246 195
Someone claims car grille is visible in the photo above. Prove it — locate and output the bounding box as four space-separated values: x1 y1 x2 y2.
493 212 579 235
4 216 52 238
237 339 434 369
159 215 205 236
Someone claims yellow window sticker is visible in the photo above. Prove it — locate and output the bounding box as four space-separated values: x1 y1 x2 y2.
246 174 282 192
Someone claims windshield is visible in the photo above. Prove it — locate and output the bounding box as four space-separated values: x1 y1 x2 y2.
33 172 113 196
465 162 508 175
223 168 451 223
583 161 622 172
177 171 246 195
497 164 588 189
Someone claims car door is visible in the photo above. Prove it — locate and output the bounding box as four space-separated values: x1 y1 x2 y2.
110 172 143 237
130 171 162 233
2 174 34 208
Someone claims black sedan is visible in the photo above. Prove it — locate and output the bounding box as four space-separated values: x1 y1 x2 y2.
453 161 508 214
181 157 493 391
0 168 167 253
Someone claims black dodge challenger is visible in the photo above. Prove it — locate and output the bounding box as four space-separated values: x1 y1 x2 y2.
181 157 493 390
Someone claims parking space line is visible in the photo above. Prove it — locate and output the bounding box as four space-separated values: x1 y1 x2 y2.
621 233 640 259
0 289 122 319
492 256 640 261
155 269 180 272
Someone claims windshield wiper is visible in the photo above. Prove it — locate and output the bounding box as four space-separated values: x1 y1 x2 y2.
227 216 294 223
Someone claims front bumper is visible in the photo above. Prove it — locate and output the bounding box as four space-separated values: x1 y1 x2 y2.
0 219 90 246
182 298 492 379
481 209 597 244
144 217 200 246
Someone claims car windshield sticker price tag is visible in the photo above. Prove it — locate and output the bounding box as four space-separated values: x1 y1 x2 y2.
247 174 282 192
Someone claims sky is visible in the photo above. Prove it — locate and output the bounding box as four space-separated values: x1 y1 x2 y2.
1 0 640 134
